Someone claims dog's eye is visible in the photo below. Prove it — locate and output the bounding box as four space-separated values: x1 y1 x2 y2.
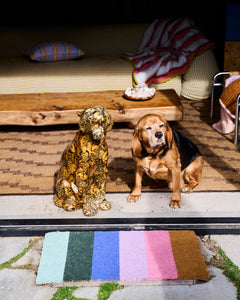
159 124 164 128
146 127 152 130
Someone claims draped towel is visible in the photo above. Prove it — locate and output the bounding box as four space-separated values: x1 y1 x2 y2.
213 76 240 134
122 18 214 86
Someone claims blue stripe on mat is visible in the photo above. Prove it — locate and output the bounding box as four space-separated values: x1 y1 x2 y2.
91 231 120 281
36 231 70 284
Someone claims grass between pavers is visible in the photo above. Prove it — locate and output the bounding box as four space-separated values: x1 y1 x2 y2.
0 238 39 270
51 282 123 300
50 286 82 300
211 244 240 300
97 282 124 300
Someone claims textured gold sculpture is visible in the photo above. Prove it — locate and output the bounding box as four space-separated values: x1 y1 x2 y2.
54 106 113 216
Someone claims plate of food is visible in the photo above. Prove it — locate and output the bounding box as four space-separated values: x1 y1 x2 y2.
123 83 156 101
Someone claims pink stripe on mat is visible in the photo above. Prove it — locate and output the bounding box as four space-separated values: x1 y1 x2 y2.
144 231 178 280
119 231 148 281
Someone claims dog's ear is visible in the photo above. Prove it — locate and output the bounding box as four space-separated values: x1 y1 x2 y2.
166 123 173 149
77 110 86 132
77 111 83 119
132 126 142 157
104 109 113 132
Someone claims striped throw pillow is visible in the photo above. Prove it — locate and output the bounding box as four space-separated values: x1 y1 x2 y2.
25 41 85 62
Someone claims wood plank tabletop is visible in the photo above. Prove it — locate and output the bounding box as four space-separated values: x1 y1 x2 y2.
0 89 183 126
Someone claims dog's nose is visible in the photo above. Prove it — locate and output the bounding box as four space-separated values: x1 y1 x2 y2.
155 132 163 139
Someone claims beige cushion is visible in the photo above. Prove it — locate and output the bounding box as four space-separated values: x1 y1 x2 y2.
150 76 182 96
0 54 183 95
181 50 219 100
0 56 133 94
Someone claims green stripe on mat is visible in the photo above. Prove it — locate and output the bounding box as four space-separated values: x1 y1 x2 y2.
63 231 94 281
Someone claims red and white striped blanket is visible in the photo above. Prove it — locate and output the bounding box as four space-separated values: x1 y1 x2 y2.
122 18 214 86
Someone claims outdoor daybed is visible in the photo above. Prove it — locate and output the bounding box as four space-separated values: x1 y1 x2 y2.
0 19 219 100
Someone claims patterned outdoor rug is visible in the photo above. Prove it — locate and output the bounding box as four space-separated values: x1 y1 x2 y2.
0 99 239 194
36 230 209 285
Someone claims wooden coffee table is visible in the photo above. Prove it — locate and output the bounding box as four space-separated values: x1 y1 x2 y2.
0 89 182 126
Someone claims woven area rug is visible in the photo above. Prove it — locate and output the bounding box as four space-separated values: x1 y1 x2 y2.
36 230 209 285
0 99 239 194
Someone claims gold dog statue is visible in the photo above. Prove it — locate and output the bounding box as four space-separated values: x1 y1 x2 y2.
54 106 113 216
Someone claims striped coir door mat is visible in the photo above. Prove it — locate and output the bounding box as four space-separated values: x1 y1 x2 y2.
36 230 209 285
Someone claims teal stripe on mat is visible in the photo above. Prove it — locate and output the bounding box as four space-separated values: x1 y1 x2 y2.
36 231 70 284
63 231 94 281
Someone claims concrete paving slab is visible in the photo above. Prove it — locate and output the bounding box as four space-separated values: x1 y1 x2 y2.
0 237 30 264
1 192 240 219
12 238 43 270
198 237 214 263
108 267 237 300
0 269 57 300
211 234 240 268
73 286 99 300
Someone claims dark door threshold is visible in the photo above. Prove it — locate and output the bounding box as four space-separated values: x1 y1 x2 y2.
1 217 240 236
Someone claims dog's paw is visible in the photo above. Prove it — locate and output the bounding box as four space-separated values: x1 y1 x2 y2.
128 194 140 202
98 200 112 211
182 183 195 193
181 186 191 193
169 199 181 208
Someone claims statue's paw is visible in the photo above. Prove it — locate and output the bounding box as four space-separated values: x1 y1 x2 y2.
98 200 111 211
63 197 81 211
82 203 98 217
53 195 64 208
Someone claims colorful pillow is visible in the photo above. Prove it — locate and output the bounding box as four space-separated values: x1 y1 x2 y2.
25 41 85 62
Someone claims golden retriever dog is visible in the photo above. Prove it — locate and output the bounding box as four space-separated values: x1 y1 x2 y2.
128 114 203 207
54 106 113 216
